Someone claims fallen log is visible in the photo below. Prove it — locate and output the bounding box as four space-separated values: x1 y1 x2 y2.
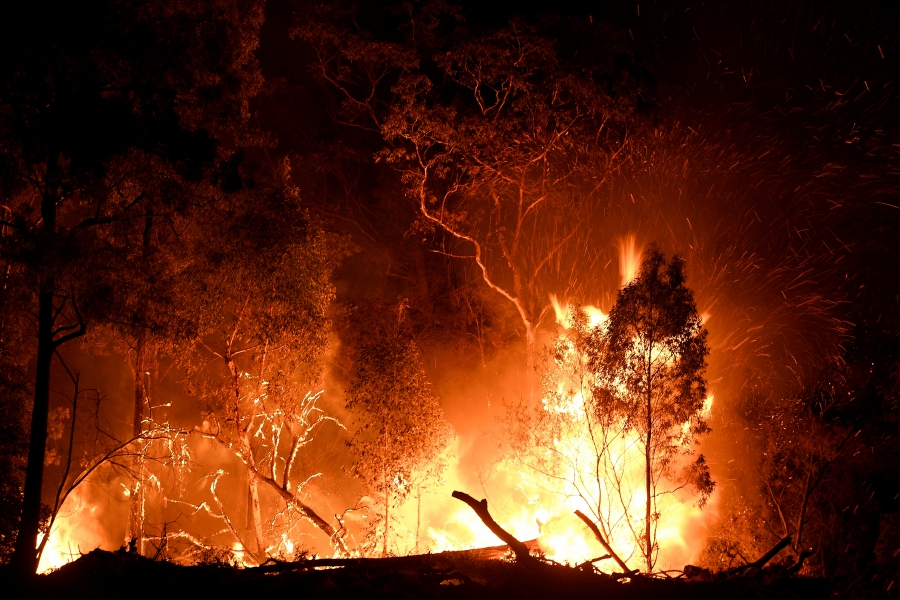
451 490 534 563
258 540 544 573
575 554 611 571
573 510 634 575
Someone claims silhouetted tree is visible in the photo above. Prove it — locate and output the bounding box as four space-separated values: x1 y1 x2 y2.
0 269 29 563
592 247 712 571
346 301 454 557
714 313 900 592
0 0 263 573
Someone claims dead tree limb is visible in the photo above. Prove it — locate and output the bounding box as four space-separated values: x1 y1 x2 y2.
782 549 813 576
576 554 611 571
729 535 792 575
451 491 533 563
574 510 634 574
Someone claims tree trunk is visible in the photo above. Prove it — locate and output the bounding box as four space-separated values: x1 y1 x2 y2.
643 358 654 573
644 425 652 573
383 488 390 557
12 167 64 576
226 355 266 559
243 435 266 558
126 337 146 553
643 311 655 574
12 285 56 574
415 486 421 554
381 421 389 558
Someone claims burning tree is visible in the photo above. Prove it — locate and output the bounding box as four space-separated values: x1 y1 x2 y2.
593 247 713 571
346 302 454 557
509 247 712 572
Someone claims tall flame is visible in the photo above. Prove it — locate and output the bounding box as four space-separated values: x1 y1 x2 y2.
618 235 643 287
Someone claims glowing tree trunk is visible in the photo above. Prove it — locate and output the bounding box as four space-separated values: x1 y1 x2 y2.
644 380 654 572
381 420 391 558
226 356 266 558
126 337 147 554
126 215 159 555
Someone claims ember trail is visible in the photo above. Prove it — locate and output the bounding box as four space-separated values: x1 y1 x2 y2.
1 1 897 599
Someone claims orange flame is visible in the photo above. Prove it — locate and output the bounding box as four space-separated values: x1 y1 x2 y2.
618 235 643 287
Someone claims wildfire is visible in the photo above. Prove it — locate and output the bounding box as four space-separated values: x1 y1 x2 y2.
38 484 122 573
424 363 715 569
424 237 716 571
33 236 715 576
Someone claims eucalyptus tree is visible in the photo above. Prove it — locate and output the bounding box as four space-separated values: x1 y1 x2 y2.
178 183 350 560
510 254 713 573
295 3 653 372
345 301 454 557
592 247 713 571
0 0 263 573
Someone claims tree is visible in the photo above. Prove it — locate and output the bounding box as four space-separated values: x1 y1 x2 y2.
0 268 29 563
0 0 264 573
592 246 712 572
179 183 350 560
295 4 653 372
346 301 454 557
708 314 900 590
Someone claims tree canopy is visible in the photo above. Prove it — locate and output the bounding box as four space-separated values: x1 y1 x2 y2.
592 246 712 571
0 0 264 573
346 302 454 556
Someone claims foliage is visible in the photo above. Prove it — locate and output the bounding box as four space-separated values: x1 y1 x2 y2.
296 2 655 367
0 371 27 564
0 264 30 564
346 301 454 556
177 182 351 559
708 315 900 595
0 0 265 572
594 246 712 570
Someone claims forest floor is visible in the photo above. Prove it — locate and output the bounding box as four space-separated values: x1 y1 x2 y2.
1 548 834 600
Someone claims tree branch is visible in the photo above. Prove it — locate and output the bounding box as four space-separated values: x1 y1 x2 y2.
574 510 634 574
451 490 533 563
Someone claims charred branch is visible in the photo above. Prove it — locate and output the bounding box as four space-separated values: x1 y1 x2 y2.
573 510 634 574
728 535 793 576
451 490 533 563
